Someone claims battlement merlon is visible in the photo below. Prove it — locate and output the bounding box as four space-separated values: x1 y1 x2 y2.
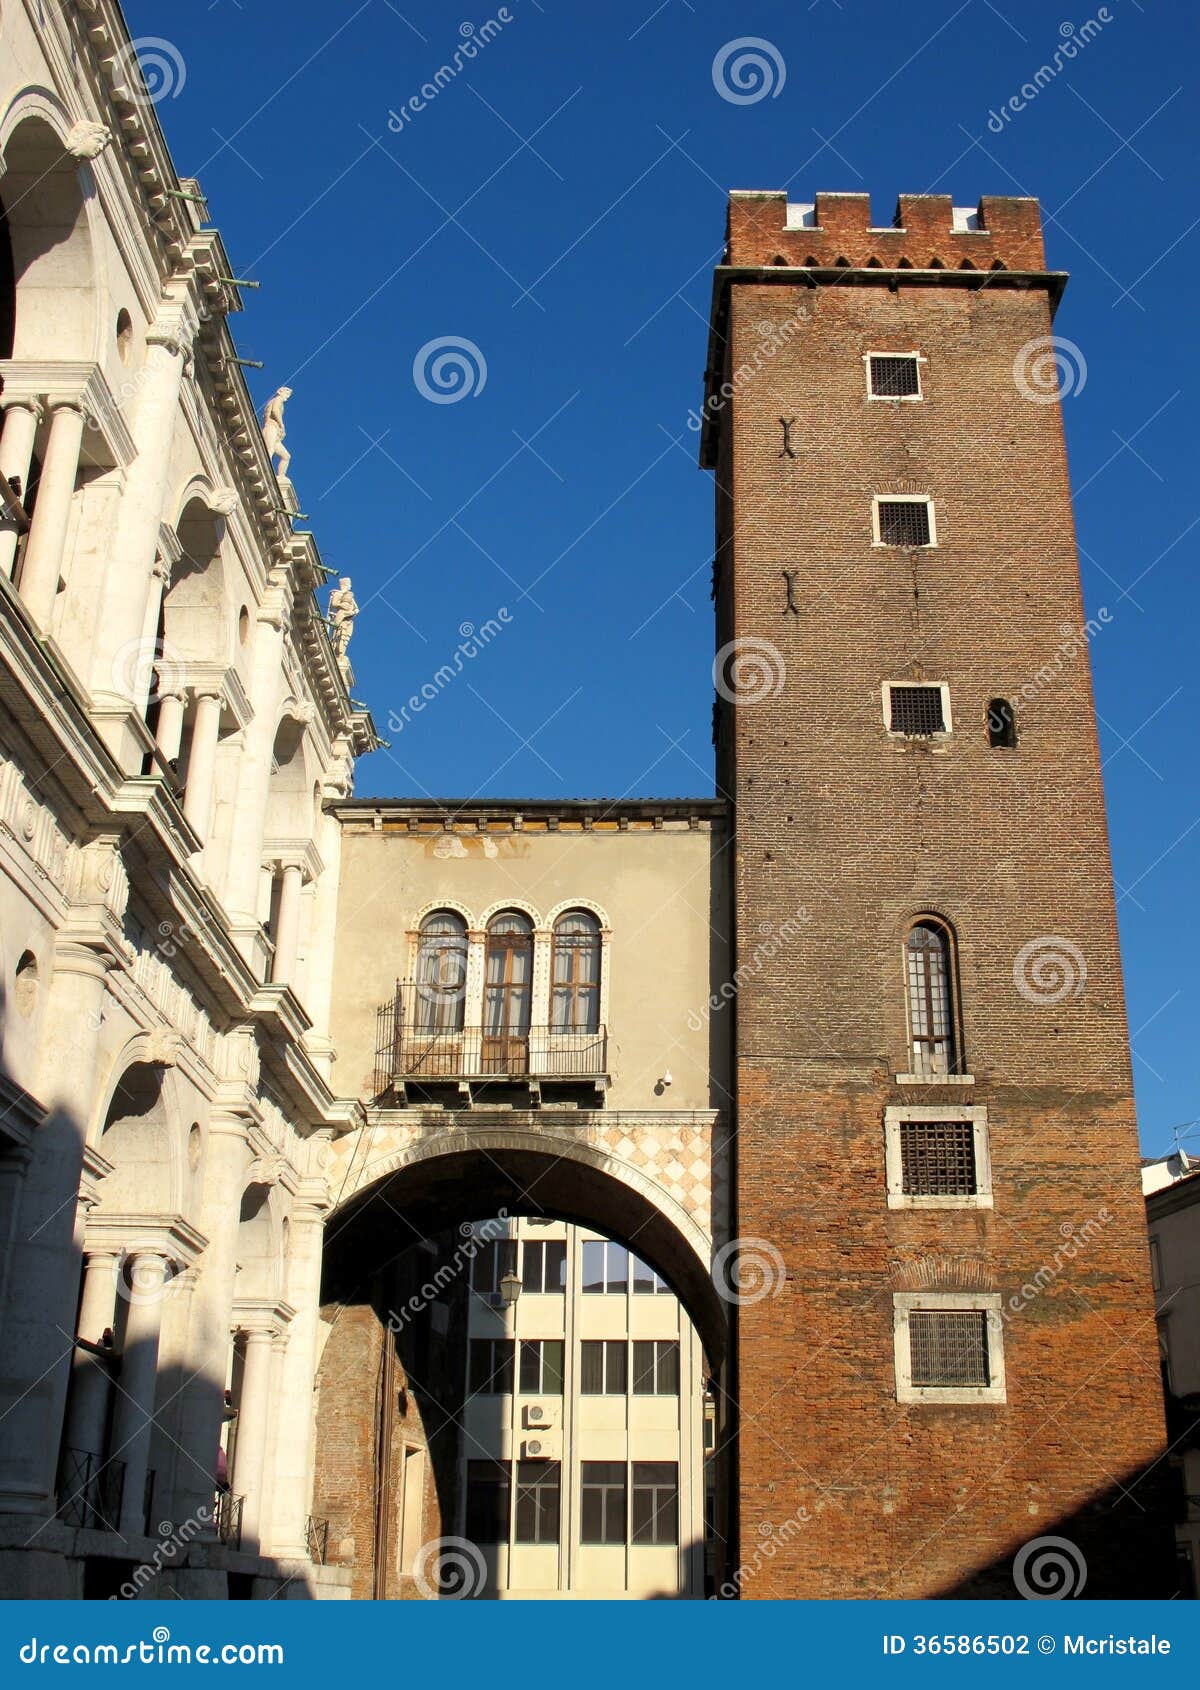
700 191 1067 469
725 190 1050 272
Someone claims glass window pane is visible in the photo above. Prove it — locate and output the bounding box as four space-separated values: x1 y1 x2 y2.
606 1242 628 1291
632 1340 654 1394
580 1486 603 1544
519 1340 540 1393
581 1341 604 1394
521 1242 542 1294
582 1240 606 1293
543 1341 564 1395
659 1341 679 1396
547 1241 566 1291
608 1340 627 1394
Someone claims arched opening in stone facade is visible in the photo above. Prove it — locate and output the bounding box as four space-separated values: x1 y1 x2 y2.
57 1060 201 1546
313 1141 729 1600
0 111 97 362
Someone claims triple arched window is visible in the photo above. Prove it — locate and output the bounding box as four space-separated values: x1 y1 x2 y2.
414 907 604 1039
904 919 960 1077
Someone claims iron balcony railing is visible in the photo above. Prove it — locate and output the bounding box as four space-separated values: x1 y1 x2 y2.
214 1490 244 1548
375 982 608 1095
56 1448 126 1533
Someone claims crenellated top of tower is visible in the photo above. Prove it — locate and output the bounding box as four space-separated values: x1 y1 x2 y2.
726 190 1048 275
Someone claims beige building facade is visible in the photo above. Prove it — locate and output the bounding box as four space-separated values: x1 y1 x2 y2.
456 1216 710 1599
1143 1153 1200 1596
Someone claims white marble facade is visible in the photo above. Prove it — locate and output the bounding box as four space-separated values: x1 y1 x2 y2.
0 0 374 1598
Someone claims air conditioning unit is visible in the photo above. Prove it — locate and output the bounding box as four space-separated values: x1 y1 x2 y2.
523 1402 558 1429
522 1432 562 1460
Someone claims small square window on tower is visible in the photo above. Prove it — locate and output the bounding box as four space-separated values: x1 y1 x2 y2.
874 496 935 547
893 1291 1006 1404
884 683 951 738
867 353 923 400
884 1106 992 1209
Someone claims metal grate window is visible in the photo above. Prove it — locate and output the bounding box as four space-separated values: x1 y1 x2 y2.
878 499 932 546
888 685 945 736
909 1310 990 1387
869 355 921 398
900 1120 977 1196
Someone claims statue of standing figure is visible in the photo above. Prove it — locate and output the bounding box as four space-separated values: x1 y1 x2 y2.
261 386 293 478
328 577 359 661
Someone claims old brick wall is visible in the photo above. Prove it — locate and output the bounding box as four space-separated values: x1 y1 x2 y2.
711 193 1172 1597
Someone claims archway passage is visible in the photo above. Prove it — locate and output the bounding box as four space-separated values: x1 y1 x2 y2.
314 1147 731 1600
325 1146 727 1364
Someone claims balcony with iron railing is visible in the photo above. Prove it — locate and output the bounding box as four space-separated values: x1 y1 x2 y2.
374 982 608 1101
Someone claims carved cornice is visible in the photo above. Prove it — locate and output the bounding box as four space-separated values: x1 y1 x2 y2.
0 360 137 469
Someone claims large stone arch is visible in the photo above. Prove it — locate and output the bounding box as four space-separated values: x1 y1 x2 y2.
326 1127 727 1362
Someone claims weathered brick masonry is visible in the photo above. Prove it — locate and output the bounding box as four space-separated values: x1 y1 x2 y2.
705 191 1172 1597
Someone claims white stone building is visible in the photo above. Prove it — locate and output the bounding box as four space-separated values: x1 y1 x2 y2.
457 1216 711 1599
0 0 376 1598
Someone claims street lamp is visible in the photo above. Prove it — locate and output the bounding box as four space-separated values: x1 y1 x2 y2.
498 1271 522 1309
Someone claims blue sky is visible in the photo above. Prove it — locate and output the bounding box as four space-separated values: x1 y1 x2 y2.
126 0 1196 1152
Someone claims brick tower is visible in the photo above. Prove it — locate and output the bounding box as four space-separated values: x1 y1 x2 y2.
702 191 1172 1597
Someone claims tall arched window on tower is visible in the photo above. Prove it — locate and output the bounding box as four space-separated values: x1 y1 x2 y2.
483 911 533 1073
904 919 959 1077
551 910 601 1034
415 910 468 1033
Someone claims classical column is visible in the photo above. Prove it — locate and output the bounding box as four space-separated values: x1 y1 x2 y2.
154 689 187 765
272 862 303 984
110 1251 170 1537
87 300 198 720
0 398 41 579
232 1323 280 1551
224 577 290 928
0 940 111 1517
268 1199 328 1557
60 1251 119 1465
182 690 222 838
18 399 85 628
300 805 344 1072
168 1116 254 1535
